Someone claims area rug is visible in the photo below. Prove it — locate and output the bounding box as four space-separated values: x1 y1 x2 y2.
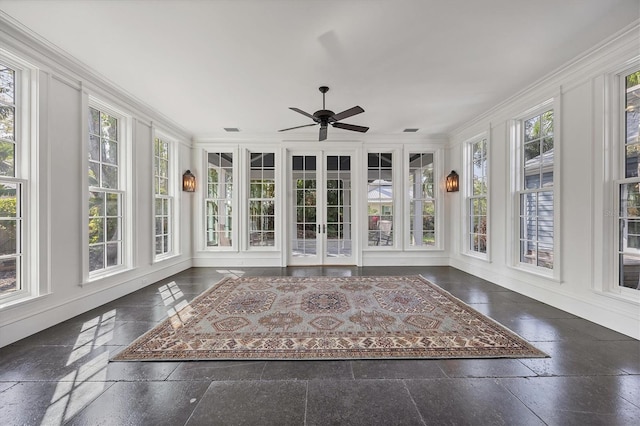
112 275 547 361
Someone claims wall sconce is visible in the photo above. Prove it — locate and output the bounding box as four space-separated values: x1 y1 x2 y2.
182 170 196 192
446 170 459 192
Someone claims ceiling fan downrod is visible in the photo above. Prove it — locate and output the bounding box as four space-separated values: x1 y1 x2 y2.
319 86 329 110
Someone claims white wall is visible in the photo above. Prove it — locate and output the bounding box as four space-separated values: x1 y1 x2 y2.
1 14 639 348
0 18 194 347
447 22 640 339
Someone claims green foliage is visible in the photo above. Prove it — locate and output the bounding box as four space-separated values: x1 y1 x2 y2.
0 196 17 254
0 196 16 217
627 71 640 88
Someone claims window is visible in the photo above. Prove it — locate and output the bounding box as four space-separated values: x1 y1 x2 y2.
205 152 233 247
517 108 554 270
468 138 488 255
408 153 435 247
154 136 174 258
367 153 393 246
88 105 126 275
617 69 640 291
0 63 21 297
249 152 275 247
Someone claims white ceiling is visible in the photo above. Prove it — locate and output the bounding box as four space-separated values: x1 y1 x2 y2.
1 0 638 141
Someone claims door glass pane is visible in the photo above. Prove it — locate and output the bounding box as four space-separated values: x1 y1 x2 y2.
292 155 317 257
326 155 351 258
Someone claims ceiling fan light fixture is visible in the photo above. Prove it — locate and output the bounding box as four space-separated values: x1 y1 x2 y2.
278 86 368 141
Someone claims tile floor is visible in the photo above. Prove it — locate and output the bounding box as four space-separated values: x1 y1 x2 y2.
0 266 638 425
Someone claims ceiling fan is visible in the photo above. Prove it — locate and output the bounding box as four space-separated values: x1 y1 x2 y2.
278 86 369 141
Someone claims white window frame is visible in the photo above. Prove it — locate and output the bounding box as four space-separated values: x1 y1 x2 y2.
613 64 640 296
84 96 133 282
365 150 397 249
203 148 237 251
463 132 490 260
404 150 441 250
0 51 42 307
510 97 561 280
246 150 277 251
152 129 178 261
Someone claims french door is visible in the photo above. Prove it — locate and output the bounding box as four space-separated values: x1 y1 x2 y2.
288 151 355 265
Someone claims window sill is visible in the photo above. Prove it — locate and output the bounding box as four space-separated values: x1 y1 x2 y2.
82 265 133 287
153 253 181 264
508 262 561 283
592 287 640 304
0 291 52 311
461 251 491 263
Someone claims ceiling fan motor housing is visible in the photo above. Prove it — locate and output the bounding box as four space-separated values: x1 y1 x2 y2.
313 109 335 126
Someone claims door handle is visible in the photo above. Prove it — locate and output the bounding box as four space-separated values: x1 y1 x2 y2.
323 224 326 234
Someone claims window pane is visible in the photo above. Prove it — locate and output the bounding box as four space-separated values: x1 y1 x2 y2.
89 217 104 243
0 65 22 296
0 66 15 104
0 140 15 177
88 135 100 161
101 112 118 141
0 257 17 294
409 153 435 248
625 143 640 178
205 153 234 249
89 245 105 272
154 138 173 256
0 219 16 255
106 242 119 266
524 115 540 142
89 192 105 217
106 217 120 241
102 139 118 165
102 165 118 189
89 106 125 274
0 105 15 141
620 254 640 289
369 153 393 247
250 152 277 244
89 107 100 135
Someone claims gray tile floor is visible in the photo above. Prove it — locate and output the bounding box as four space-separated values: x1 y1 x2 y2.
1 266 638 425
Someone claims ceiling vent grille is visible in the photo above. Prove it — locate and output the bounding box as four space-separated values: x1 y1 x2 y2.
403 128 419 132
224 127 240 132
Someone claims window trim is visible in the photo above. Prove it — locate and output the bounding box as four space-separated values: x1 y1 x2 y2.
462 131 490 261
365 149 398 249
612 63 640 297
152 129 179 262
202 146 238 251
0 50 44 308
404 148 443 251
83 96 133 282
246 149 278 251
509 96 561 281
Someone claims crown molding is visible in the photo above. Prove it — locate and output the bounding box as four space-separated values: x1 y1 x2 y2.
448 19 640 140
0 11 193 143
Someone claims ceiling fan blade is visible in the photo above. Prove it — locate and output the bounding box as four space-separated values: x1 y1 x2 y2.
332 122 369 133
278 123 317 132
289 107 316 120
319 126 328 141
331 106 364 122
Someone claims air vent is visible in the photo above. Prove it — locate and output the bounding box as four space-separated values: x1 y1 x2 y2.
403 128 419 133
224 127 240 132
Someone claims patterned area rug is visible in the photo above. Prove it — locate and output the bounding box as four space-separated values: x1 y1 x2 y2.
112 275 547 361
